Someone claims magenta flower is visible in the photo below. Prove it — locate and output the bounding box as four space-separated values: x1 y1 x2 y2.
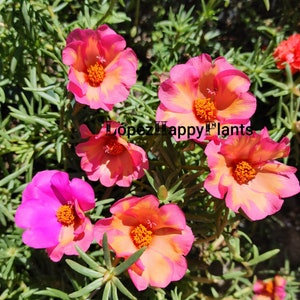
93 195 194 291
15 171 95 262
156 53 256 141
204 128 300 220
62 24 138 110
75 121 149 187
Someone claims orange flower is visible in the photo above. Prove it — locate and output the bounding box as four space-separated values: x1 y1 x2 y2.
93 195 194 291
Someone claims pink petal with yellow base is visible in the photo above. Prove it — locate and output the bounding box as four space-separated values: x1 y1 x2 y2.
76 122 148 187
62 25 138 110
156 53 256 141
204 128 300 220
93 195 194 291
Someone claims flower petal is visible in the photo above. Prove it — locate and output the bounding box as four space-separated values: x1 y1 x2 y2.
15 199 61 248
129 248 174 290
225 181 284 220
70 178 95 211
158 64 199 113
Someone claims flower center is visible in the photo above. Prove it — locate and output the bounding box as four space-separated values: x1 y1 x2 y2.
193 98 217 123
56 204 75 226
130 224 153 249
233 161 256 184
86 62 105 87
103 138 125 155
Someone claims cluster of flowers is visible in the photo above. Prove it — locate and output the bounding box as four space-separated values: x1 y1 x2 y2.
15 25 193 291
156 49 299 221
15 25 300 295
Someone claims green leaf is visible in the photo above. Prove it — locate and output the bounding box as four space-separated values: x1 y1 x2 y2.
113 247 146 276
0 202 14 222
247 249 280 266
2 256 15 279
75 245 105 273
35 288 70 300
118 0 125 7
263 0 270 11
143 169 157 192
103 233 112 269
222 270 247 280
69 278 103 298
0 87 5 103
112 277 137 300
111 283 119 300
21 0 31 32
102 281 112 300
0 164 29 187
66 259 104 278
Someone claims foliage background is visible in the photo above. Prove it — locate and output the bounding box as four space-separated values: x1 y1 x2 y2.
0 0 300 299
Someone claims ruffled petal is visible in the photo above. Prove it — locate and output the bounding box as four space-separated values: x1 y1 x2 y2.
225 181 284 221
70 178 95 211
15 199 60 248
22 170 62 207
158 64 199 113
250 166 300 198
136 248 174 289
50 171 73 204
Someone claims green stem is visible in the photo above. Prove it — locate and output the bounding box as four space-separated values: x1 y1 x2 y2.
292 96 300 121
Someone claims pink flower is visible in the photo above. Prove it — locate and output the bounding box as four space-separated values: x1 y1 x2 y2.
62 25 138 110
204 128 300 220
273 33 300 74
75 121 149 187
15 171 95 262
156 53 256 141
93 195 194 291
253 275 287 300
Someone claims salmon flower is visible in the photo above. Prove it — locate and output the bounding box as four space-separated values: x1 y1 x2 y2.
253 275 287 300
156 53 256 141
93 195 194 291
15 170 95 262
62 25 138 110
273 33 300 74
204 128 300 220
75 121 149 187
